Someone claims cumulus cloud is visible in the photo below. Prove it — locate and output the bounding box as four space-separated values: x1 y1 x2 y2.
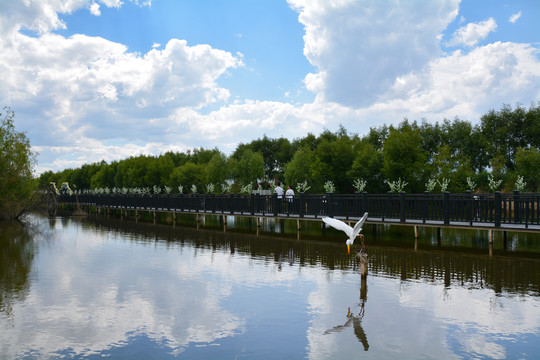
289 0 461 107
509 11 522 23
0 8 241 171
1 0 539 174
89 3 101 16
446 18 497 47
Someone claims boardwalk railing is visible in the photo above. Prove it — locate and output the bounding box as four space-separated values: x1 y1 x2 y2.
57 190 540 230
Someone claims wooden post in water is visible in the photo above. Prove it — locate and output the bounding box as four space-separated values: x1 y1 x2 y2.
489 229 493 256
414 225 419 239
297 219 301 231
359 252 368 278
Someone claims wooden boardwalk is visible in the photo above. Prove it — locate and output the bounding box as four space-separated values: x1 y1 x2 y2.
55 191 540 234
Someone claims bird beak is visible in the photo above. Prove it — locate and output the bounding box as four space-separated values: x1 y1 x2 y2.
347 244 350 254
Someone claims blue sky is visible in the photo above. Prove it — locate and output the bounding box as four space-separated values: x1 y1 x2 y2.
1 0 539 174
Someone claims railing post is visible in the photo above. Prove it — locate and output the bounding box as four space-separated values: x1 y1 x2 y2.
250 193 255 216
423 191 430 224
273 193 278 217
466 190 473 225
362 191 368 214
400 192 405 223
386 192 392 219
513 190 521 223
299 192 304 218
494 191 501 227
327 193 334 217
443 191 450 225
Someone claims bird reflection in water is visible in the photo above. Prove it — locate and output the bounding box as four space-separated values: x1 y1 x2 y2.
323 274 369 351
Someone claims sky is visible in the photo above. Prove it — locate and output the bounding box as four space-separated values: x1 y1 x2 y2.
1 0 539 174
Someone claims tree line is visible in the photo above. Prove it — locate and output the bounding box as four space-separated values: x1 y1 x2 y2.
38 103 540 194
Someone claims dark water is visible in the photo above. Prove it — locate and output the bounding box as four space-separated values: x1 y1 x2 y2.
1 213 540 359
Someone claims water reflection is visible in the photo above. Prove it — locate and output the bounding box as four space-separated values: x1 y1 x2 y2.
0 220 37 316
324 276 368 351
83 214 540 296
0 214 539 359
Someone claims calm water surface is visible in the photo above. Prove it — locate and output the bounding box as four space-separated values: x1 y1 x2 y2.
1 213 540 359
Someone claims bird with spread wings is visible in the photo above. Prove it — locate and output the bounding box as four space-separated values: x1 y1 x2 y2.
322 212 368 254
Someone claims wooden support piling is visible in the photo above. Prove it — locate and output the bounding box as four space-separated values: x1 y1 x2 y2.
489 229 494 256
360 253 368 278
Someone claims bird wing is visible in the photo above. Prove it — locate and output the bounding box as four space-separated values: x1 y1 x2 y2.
322 217 353 238
352 212 368 237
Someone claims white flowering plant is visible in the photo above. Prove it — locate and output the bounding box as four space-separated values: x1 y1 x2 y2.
488 174 503 192
515 175 526 191
323 181 336 193
353 178 367 193
438 178 450 192
387 178 408 193
466 177 476 191
296 181 310 193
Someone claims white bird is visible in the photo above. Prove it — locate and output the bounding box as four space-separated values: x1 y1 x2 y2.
322 212 368 254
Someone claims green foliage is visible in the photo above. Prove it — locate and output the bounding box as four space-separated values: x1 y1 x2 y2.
514 147 540 191
348 141 385 193
383 124 427 193
284 147 316 191
205 152 229 186
232 149 264 186
169 162 205 191
0 107 37 219
41 103 540 194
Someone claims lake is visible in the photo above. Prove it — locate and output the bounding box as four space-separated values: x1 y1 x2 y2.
1 213 540 359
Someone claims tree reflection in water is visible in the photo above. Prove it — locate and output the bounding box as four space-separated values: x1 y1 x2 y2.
0 219 37 317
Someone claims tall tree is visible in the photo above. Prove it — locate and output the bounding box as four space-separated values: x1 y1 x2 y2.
232 150 264 186
382 124 427 193
348 141 385 193
205 152 230 187
284 146 316 191
0 107 37 219
514 147 540 192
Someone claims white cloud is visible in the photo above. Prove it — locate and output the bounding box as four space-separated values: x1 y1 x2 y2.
288 0 461 107
89 3 101 16
446 18 497 47
0 25 241 172
509 11 521 23
1 0 539 174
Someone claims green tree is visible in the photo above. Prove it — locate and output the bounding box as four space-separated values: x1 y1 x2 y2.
232 150 264 186
205 152 230 187
347 141 385 193
311 129 355 193
382 124 427 193
0 107 37 219
480 103 540 171
284 147 316 190
169 162 205 191
514 147 540 191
